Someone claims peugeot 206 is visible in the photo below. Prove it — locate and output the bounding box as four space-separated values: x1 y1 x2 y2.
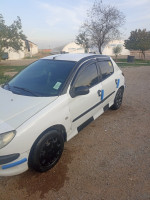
0 54 125 176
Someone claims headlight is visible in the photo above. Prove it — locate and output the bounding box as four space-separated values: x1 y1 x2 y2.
0 131 16 149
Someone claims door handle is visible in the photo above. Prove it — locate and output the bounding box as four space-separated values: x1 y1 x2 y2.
97 90 101 96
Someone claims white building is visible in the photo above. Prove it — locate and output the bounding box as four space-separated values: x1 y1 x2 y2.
4 40 38 60
102 40 130 56
56 40 130 56
62 42 85 54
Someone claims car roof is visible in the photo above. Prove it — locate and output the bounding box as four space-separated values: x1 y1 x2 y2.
41 53 110 62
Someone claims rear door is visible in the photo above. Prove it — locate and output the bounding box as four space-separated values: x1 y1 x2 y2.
97 60 117 109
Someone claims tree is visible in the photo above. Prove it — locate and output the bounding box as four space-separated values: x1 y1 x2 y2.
113 45 122 61
124 29 150 59
75 32 89 53
79 1 125 54
0 14 26 60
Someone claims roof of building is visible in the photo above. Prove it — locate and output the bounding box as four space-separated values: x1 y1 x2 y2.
42 53 109 62
25 40 37 46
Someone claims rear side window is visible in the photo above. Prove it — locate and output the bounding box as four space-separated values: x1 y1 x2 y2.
73 63 98 88
98 61 114 81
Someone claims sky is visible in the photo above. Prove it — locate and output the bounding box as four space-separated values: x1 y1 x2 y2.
0 0 150 49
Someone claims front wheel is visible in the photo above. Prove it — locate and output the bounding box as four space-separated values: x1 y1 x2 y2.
111 88 124 110
29 129 64 172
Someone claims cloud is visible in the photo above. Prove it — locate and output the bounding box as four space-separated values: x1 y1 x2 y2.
116 0 150 8
45 18 62 27
128 13 150 23
38 1 89 29
34 0 150 48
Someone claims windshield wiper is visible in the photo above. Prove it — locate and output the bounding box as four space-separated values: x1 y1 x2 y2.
3 83 11 90
12 86 38 96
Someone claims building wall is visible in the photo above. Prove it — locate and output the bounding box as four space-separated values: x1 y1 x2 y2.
28 41 38 55
102 40 130 56
8 51 25 60
4 45 25 60
5 40 38 60
62 42 85 53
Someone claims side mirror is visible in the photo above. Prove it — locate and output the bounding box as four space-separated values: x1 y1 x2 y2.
70 86 89 98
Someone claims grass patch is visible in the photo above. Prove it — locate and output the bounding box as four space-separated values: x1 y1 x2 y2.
0 72 10 84
117 58 150 63
117 62 150 68
0 65 26 73
116 59 150 68
0 65 27 84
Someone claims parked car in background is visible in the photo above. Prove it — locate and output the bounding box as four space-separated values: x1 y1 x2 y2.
0 53 125 176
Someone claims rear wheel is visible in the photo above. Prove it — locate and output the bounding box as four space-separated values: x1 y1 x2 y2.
111 88 124 110
29 129 64 172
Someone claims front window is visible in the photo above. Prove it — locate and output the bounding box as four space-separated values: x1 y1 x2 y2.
73 63 99 88
4 59 76 97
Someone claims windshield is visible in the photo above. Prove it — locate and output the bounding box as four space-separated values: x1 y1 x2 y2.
4 59 76 97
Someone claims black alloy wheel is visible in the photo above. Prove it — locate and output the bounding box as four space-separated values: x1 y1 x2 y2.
111 88 124 110
40 135 61 167
29 130 64 172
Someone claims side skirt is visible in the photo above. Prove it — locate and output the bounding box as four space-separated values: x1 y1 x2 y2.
77 117 94 132
77 103 110 133
103 104 109 112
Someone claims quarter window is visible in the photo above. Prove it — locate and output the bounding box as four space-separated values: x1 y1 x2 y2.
74 63 98 88
98 61 114 81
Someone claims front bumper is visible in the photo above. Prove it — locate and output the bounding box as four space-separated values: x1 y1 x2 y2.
0 151 29 176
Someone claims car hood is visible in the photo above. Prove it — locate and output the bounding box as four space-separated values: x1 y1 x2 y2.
0 87 58 134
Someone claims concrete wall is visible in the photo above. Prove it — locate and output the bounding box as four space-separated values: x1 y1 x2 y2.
130 50 150 60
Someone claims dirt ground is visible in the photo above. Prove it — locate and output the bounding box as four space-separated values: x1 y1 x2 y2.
0 66 150 200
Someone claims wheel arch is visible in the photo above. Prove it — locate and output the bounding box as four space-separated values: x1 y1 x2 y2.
119 85 125 92
48 124 67 142
33 124 67 145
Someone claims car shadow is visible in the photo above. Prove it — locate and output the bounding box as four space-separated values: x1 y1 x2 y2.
0 148 72 198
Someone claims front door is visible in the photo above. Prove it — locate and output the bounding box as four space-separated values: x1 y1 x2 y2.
68 61 103 136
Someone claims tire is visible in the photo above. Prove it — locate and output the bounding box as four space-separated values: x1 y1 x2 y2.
111 88 124 110
28 129 64 172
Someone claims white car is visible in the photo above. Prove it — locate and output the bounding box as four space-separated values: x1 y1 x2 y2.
0 54 125 176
